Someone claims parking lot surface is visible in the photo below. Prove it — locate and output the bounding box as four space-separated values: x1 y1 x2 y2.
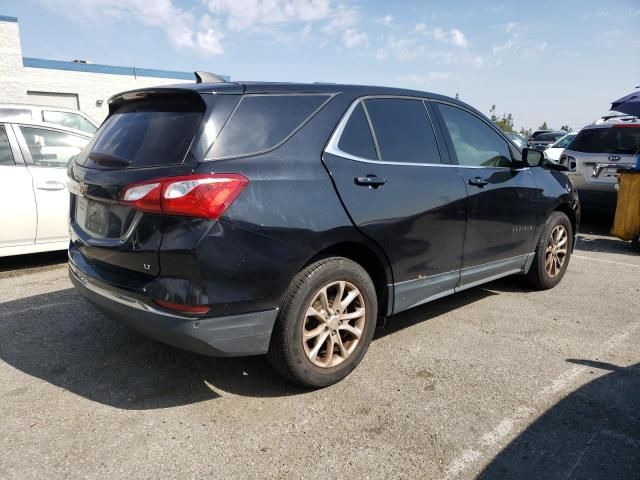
1 217 639 479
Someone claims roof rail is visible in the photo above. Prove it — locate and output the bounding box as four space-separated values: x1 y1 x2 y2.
194 71 226 84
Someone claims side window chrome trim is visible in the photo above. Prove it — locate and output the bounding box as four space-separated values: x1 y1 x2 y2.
325 95 446 167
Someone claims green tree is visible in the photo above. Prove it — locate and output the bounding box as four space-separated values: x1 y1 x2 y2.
538 121 549 130
560 125 573 132
519 126 532 137
489 105 515 133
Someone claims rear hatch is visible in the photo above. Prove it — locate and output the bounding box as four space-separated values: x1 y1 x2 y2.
68 87 241 282
563 125 640 185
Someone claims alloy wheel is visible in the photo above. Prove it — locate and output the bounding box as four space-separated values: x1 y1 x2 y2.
302 281 366 368
545 224 568 278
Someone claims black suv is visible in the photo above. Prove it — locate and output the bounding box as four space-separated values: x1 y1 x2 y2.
68 80 580 387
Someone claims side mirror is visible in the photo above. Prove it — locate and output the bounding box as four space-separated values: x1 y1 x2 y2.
522 148 544 167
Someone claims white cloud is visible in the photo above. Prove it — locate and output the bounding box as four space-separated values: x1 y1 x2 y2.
38 0 225 54
504 22 518 34
449 28 468 48
381 15 393 26
206 0 331 31
343 29 368 48
492 22 549 58
414 24 468 48
322 4 368 49
400 71 453 88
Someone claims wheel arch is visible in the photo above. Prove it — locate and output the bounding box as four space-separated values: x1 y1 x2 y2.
305 241 394 317
553 201 578 248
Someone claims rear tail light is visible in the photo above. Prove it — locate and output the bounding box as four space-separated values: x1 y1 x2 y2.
120 174 249 219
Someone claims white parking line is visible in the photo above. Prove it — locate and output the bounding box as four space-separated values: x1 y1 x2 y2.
442 325 638 480
573 254 639 268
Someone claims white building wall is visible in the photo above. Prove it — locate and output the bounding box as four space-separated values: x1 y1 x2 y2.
0 18 27 104
0 17 195 124
22 67 192 122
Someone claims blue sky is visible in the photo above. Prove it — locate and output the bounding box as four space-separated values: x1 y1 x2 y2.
4 0 640 130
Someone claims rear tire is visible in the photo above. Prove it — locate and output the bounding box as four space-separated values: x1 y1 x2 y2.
267 257 377 388
525 211 573 290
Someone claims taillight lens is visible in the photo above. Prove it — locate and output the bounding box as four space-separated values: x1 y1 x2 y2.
120 174 248 219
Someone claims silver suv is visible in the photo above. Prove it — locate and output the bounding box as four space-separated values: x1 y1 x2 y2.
560 117 639 209
0 104 98 136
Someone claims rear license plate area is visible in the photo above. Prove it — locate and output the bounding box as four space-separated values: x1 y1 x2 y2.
77 196 110 236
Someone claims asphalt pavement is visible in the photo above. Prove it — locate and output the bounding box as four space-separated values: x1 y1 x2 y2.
1 214 638 479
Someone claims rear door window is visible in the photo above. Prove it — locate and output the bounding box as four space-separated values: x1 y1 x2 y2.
363 98 441 164
337 102 377 160
19 126 89 167
0 126 16 166
82 97 205 168
570 127 640 154
207 94 330 159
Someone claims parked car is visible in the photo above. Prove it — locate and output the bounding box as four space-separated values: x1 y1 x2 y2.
68 80 580 387
0 114 91 257
505 132 528 149
529 131 567 150
560 120 640 209
527 129 552 142
544 132 577 163
0 104 98 135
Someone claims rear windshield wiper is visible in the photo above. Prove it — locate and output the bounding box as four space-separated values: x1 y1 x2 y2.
88 152 133 168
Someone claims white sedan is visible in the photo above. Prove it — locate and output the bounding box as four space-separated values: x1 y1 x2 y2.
0 121 91 257
544 132 577 163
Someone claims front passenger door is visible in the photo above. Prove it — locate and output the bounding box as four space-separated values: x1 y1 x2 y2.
432 102 540 287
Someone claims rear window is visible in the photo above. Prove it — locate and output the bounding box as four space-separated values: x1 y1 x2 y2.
570 127 640 154
536 132 564 142
82 97 204 168
207 94 330 159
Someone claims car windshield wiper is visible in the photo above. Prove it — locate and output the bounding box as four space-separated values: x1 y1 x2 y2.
88 152 133 168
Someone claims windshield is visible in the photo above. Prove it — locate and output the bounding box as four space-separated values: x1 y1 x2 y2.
570 127 640 155
552 134 575 148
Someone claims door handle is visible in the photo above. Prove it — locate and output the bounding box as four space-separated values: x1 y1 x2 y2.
354 175 386 188
36 180 66 191
468 177 489 188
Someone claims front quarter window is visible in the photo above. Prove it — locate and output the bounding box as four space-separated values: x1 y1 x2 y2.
42 110 98 134
436 103 512 167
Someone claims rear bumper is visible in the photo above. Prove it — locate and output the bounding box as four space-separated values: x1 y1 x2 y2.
69 262 278 357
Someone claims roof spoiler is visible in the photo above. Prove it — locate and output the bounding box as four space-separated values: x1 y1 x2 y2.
194 71 226 84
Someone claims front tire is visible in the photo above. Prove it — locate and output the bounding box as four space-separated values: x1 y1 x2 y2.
267 257 378 388
525 211 573 289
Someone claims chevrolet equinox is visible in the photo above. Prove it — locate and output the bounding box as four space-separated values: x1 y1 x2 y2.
68 79 580 387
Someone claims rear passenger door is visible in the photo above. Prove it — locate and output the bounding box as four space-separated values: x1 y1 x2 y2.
431 101 540 287
15 126 90 244
323 97 468 314
0 124 37 248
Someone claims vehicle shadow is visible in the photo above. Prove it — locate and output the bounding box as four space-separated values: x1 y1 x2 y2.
478 360 640 479
575 235 639 257
0 284 494 410
0 250 68 276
